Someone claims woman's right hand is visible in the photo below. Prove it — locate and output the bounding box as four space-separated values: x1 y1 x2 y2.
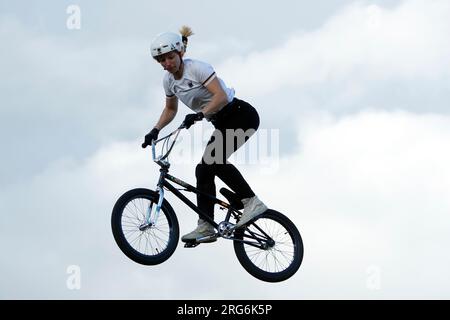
142 128 160 148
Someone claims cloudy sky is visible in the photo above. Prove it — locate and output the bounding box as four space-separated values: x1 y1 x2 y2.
1 0 450 299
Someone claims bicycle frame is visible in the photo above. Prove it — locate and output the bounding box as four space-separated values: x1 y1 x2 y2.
160 171 238 228
145 124 273 248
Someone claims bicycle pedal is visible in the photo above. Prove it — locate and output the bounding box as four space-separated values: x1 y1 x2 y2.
183 241 200 248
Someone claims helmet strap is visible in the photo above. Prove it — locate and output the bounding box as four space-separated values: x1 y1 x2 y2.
173 52 184 79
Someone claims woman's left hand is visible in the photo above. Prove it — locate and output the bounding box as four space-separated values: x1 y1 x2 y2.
183 112 204 129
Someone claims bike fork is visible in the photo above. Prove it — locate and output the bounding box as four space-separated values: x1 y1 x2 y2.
143 186 164 227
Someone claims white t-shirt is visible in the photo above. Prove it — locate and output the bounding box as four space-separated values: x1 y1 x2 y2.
163 59 235 120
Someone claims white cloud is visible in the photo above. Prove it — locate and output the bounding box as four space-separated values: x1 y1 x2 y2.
218 0 450 98
2 0 450 299
244 110 450 298
2 110 450 299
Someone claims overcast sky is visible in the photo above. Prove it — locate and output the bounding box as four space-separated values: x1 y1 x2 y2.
1 0 450 299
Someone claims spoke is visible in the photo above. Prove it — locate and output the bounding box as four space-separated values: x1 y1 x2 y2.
248 249 264 267
245 249 264 258
271 247 294 261
144 229 150 254
274 239 293 246
154 221 169 228
271 224 282 240
120 197 174 256
155 225 169 237
270 250 286 271
140 198 147 221
149 231 159 255
263 251 270 271
245 247 265 253
128 231 144 248
149 229 167 250
242 218 296 273
152 227 170 239
122 217 141 225
139 232 153 254
126 230 141 243
122 222 140 230
131 200 143 222
128 201 141 220
137 228 144 251
123 228 141 237
153 227 169 235
125 206 141 223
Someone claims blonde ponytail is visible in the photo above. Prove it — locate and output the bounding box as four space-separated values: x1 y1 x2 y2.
179 25 194 52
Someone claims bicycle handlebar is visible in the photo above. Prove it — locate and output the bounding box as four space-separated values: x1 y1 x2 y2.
151 122 187 164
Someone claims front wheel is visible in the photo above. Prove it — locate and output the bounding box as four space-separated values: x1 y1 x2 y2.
111 188 179 265
233 210 303 282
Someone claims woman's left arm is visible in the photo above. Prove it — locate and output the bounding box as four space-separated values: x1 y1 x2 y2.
201 77 229 117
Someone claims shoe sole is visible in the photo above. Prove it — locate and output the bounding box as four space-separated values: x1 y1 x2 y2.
235 208 268 228
181 234 217 243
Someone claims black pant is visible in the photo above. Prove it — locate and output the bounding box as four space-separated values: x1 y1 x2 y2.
195 98 260 219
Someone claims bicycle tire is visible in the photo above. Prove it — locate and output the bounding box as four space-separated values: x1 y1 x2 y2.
233 209 303 282
111 188 179 265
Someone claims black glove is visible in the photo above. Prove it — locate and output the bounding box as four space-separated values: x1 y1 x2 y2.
183 112 204 129
142 128 159 148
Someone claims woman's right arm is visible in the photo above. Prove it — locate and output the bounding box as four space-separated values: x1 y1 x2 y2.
154 96 178 130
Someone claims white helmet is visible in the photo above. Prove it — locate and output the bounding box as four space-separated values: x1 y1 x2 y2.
150 32 184 58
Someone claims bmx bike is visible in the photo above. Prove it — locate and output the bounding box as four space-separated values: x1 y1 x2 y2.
111 123 304 282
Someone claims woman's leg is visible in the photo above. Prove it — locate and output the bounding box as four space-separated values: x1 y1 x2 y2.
214 163 255 200
200 99 260 205
195 161 216 219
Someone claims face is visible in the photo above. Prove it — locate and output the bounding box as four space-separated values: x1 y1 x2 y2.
156 51 182 74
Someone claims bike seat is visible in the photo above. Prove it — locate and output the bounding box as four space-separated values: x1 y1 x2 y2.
219 188 244 210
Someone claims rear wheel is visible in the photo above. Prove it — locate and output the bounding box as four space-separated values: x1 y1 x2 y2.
111 188 179 265
233 210 303 282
